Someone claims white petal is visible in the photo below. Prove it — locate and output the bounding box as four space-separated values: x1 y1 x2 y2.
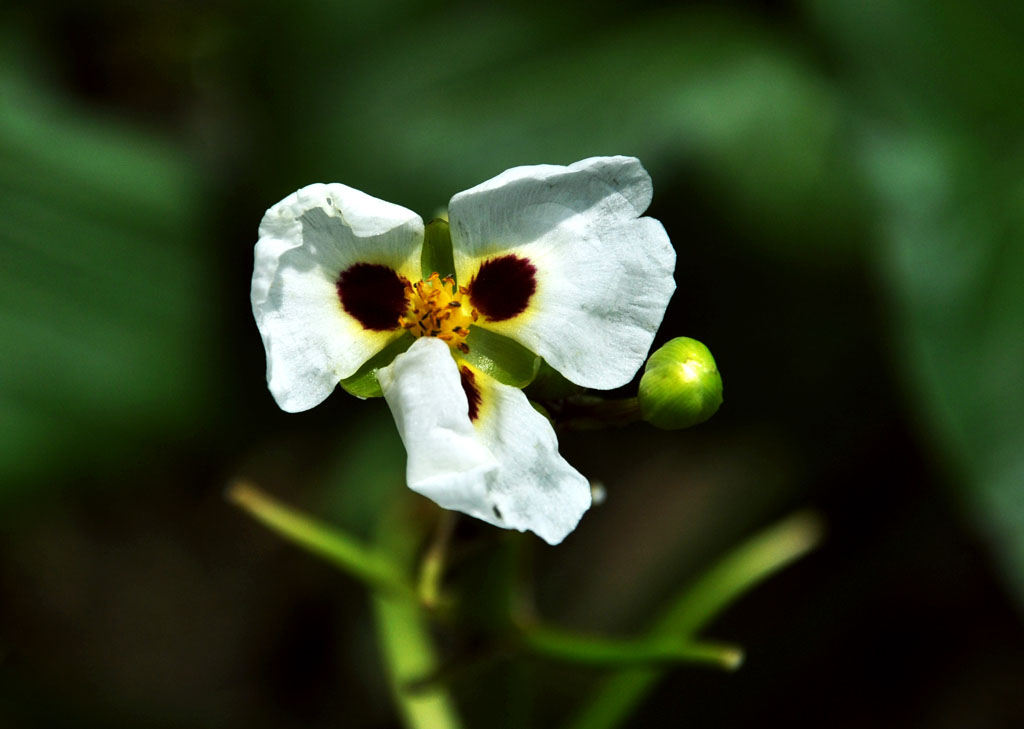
378 338 499 519
252 183 423 412
448 156 675 390
466 365 591 545
379 338 591 545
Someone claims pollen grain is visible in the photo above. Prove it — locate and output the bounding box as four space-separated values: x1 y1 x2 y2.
401 272 477 352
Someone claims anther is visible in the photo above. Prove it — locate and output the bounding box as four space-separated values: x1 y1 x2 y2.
398 272 478 349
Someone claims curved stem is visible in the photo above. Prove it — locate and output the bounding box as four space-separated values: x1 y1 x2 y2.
564 511 824 729
523 625 743 670
227 480 414 598
373 503 463 729
228 481 461 729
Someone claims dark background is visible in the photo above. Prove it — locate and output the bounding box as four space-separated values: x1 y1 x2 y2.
3 0 1024 727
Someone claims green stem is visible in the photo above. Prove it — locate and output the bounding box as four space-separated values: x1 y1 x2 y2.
227 480 414 599
564 511 824 729
372 502 463 729
652 510 824 637
417 511 457 608
553 396 643 431
523 625 743 670
229 482 460 729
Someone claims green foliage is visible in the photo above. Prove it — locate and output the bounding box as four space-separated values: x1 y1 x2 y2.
811 0 1024 603
0 51 215 493
257 6 862 259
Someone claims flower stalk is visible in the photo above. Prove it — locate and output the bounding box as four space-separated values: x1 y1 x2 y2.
522 624 743 670
229 481 462 729
373 502 464 729
565 511 824 729
227 480 415 599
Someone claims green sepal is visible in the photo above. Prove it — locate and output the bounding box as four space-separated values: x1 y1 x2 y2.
421 218 456 282
524 360 585 400
339 333 416 399
460 326 540 388
530 400 554 424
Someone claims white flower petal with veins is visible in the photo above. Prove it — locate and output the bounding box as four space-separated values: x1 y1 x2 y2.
378 338 498 519
449 156 675 390
379 338 590 545
466 365 591 545
253 183 423 412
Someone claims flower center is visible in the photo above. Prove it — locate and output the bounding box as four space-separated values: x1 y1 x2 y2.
400 272 478 354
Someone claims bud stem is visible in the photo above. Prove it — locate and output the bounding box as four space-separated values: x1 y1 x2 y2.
545 395 643 431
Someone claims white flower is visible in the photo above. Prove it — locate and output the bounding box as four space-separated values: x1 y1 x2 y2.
251 157 676 544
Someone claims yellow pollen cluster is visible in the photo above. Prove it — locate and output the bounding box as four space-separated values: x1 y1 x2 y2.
401 272 478 353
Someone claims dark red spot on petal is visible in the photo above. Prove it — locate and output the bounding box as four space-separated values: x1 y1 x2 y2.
460 366 482 422
336 263 407 331
468 255 537 322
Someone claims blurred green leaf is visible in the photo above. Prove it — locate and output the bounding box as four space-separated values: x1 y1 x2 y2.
0 53 216 493
264 7 862 260
862 130 1024 605
812 0 1024 608
809 0 1024 142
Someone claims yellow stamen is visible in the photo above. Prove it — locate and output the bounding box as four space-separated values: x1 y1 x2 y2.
400 272 477 351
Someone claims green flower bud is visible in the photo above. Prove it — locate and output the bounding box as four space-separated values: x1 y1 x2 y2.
638 337 723 429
